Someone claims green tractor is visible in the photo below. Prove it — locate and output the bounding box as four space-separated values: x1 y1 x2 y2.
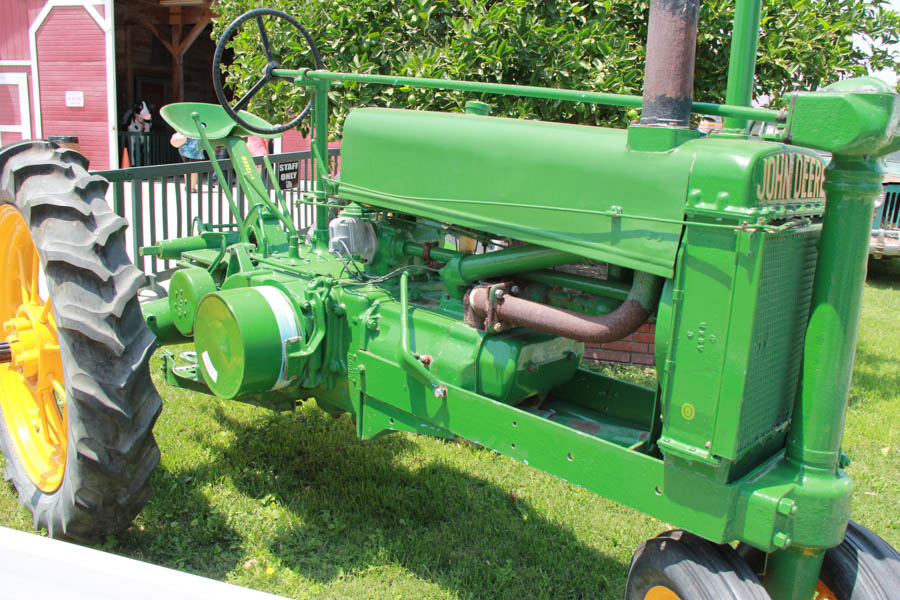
1 1 898 598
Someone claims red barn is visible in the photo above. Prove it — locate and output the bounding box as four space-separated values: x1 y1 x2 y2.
1 1 219 170
1 1 115 169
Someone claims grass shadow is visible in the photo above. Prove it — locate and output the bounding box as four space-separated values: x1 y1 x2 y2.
848 347 900 409
196 406 627 599
866 257 900 290
114 463 245 580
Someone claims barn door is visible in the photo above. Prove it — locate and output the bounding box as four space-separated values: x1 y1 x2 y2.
0 73 32 145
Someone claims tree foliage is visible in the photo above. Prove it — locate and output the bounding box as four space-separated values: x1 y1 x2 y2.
211 0 900 136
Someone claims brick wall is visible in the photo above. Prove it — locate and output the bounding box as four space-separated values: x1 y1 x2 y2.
585 322 656 366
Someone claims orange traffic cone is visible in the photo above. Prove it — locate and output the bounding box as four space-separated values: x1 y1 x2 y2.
121 147 130 169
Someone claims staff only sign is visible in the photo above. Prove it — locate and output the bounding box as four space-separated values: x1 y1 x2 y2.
277 160 300 190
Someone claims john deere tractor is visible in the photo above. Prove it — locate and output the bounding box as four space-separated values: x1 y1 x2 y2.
1 1 899 598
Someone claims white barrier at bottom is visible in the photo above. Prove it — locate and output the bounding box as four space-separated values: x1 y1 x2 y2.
0 526 288 600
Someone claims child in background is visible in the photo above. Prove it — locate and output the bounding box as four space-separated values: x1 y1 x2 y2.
170 132 205 193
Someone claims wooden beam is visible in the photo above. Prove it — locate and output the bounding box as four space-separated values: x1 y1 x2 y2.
128 1 217 103
143 19 175 55
175 14 211 57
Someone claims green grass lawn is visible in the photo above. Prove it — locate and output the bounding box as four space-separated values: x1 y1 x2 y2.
2 260 899 599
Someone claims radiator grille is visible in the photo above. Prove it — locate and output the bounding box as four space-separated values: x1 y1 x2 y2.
738 229 819 451
880 187 900 230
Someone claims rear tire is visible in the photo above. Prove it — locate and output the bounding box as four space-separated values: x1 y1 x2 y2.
0 140 161 542
626 530 771 599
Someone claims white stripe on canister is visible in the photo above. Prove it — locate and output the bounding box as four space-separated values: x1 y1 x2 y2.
251 286 300 390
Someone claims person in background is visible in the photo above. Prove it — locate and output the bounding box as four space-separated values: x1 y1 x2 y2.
211 147 228 187
247 135 269 158
246 135 273 179
170 132 205 193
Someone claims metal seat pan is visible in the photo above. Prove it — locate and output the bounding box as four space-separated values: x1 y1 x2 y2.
160 103 282 140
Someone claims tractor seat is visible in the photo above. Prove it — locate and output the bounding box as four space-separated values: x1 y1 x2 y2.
160 103 282 140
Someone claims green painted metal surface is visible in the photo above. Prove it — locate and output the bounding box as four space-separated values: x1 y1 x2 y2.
161 102 281 140
169 267 217 336
340 108 695 277
786 77 900 156
722 0 762 132
126 4 900 598
658 225 821 482
194 286 290 399
293 68 783 124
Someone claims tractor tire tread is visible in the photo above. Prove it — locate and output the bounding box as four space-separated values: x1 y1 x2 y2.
0 140 160 543
821 520 900 600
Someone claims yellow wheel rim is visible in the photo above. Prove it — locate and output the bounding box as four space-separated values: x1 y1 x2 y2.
816 580 838 600
644 585 682 600
0 205 66 493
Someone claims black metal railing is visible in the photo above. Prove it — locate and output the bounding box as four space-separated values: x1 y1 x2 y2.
92 149 341 275
119 131 182 167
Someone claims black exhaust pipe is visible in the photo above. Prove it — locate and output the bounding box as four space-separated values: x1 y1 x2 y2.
640 0 701 127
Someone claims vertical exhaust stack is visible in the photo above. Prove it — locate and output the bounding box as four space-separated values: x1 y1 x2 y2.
640 0 701 128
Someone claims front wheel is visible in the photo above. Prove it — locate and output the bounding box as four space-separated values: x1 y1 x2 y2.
0 140 161 542
735 520 900 600
818 520 900 599
626 530 771 599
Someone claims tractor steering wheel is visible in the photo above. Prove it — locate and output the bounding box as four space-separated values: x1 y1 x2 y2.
213 8 323 135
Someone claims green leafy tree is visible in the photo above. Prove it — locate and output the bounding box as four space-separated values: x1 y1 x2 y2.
211 0 900 136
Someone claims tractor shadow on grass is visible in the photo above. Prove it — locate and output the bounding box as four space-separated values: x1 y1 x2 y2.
204 405 629 599
866 257 900 290
848 347 900 409
115 463 245 580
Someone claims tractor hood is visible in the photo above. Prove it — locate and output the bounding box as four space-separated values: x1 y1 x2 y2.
339 108 821 278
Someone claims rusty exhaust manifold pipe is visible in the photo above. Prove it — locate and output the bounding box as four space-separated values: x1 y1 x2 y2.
467 271 663 344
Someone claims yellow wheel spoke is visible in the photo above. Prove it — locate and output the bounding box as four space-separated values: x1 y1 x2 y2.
30 249 39 300
51 379 66 404
40 297 53 324
42 393 64 447
51 380 68 448
37 392 56 445
816 580 838 600
16 247 29 305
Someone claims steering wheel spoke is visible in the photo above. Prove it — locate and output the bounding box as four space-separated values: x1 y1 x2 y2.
213 8 323 135
256 16 274 63
234 75 270 113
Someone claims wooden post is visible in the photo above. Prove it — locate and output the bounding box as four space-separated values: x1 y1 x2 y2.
125 25 134 107
170 7 183 102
